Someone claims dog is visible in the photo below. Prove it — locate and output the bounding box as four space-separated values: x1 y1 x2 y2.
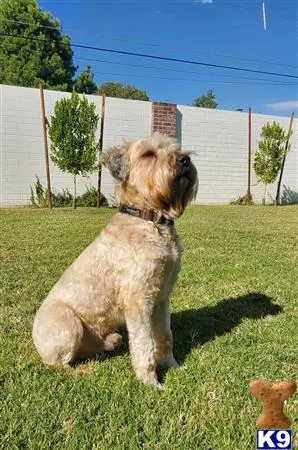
32 132 198 388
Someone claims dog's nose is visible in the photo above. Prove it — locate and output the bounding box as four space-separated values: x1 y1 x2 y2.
177 154 190 167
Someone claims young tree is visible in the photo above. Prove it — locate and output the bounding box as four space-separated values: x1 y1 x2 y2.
98 82 149 101
73 65 97 94
48 92 99 208
0 0 75 90
254 121 290 205
193 90 218 109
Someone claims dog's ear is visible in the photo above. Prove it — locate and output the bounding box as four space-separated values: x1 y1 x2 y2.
101 144 129 181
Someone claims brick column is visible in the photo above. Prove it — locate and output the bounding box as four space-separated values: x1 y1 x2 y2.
152 102 177 137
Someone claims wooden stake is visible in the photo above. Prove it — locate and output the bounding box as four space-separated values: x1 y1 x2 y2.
39 85 52 208
275 112 295 206
247 107 253 204
97 93 106 208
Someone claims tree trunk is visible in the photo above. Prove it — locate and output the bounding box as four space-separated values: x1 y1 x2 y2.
73 174 77 209
262 183 267 206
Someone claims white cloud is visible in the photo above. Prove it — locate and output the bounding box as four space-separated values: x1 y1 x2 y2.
264 100 298 111
197 0 213 4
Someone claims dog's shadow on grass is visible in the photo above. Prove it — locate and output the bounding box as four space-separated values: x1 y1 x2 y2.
171 292 282 364
74 292 282 374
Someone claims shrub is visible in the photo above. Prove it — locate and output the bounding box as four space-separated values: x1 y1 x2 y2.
29 179 107 208
52 189 73 208
230 194 255 205
29 176 47 207
76 185 108 207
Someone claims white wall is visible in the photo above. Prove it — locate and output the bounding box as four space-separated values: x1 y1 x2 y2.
177 105 297 204
0 85 151 206
1 84 297 207
1 85 102 207
99 96 152 203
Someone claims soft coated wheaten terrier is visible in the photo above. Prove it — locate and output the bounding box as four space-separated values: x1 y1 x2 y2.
32 132 198 388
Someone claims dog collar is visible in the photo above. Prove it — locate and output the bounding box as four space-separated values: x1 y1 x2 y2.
119 204 174 226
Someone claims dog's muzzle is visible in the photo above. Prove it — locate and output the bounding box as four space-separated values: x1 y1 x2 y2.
176 154 190 178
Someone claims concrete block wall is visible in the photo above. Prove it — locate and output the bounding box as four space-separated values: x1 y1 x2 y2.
1 85 103 207
177 106 248 204
100 96 151 203
177 105 297 204
0 85 151 206
1 84 297 207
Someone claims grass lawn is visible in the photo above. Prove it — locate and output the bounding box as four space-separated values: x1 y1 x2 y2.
1 205 297 450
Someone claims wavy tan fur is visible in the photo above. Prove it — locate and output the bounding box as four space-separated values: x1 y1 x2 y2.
32 132 198 389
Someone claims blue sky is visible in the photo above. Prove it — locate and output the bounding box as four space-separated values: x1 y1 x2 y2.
39 0 297 116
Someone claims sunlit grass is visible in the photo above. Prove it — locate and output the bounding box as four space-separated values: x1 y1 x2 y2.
1 206 297 449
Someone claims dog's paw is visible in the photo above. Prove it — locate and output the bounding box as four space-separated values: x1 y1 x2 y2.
103 333 122 351
153 380 164 390
144 377 164 390
135 368 163 390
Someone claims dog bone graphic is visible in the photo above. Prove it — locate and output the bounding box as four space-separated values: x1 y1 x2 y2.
249 379 297 429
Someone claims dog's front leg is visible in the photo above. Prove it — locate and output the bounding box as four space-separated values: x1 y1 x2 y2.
125 301 162 389
152 301 179 369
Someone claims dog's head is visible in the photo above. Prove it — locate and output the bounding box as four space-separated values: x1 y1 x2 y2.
101 133 198 219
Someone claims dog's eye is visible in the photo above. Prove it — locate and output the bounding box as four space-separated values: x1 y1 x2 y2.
142 151 156 158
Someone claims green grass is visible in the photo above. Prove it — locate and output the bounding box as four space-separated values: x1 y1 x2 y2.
1 206 297 450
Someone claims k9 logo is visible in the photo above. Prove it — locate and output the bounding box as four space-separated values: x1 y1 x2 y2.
256 430 292 449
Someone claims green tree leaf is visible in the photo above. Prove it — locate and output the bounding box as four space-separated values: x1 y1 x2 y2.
0 0 76 90
193 90 218 109
98 82 149 101
73 65 97 95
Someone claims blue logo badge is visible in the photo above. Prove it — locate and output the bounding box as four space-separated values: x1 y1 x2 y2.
256 430 292 449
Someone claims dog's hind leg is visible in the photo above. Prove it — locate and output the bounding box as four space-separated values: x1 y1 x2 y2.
32 303 84 367
102 333 123 351
76 328 122 359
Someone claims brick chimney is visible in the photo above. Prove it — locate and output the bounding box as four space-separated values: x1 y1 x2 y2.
152 102 177 137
